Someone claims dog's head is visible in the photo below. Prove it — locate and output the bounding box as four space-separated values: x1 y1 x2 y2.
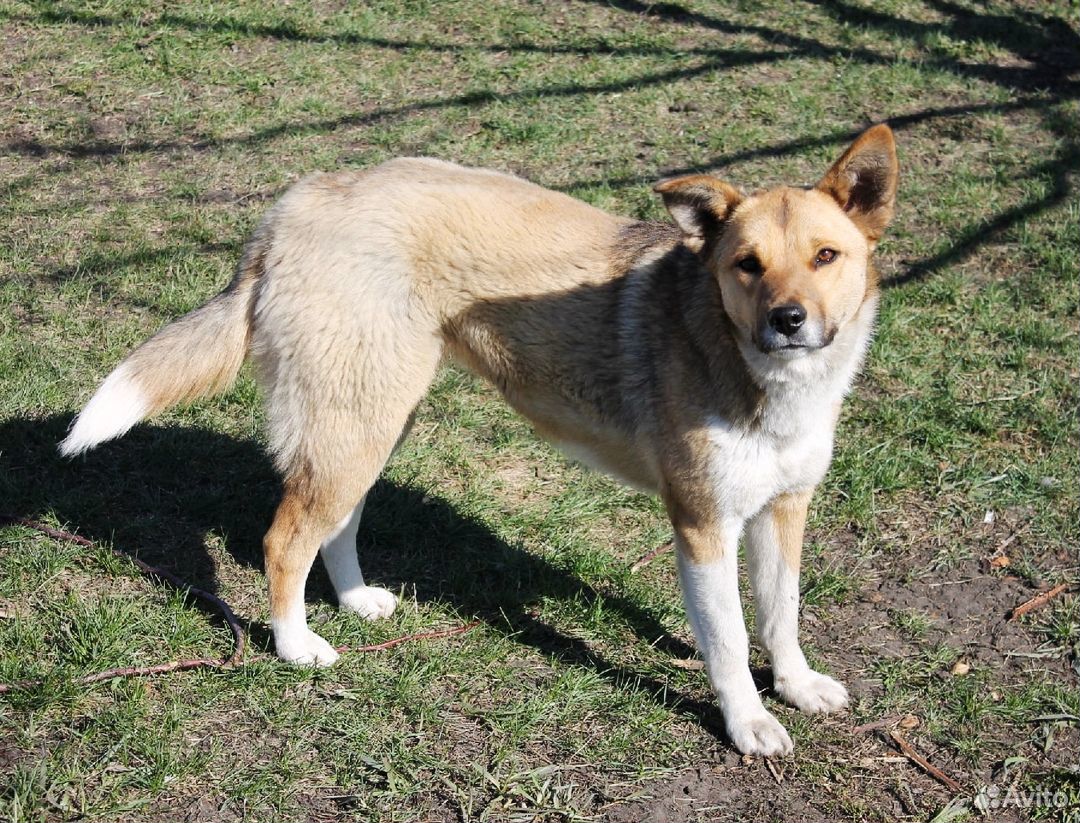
655 125 898 359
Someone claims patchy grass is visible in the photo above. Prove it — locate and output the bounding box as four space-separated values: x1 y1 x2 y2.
1 0 1077 821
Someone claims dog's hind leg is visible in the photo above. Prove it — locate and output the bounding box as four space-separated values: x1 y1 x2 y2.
319 497 393 619
262 328 437 665
265 473 354 666
318 411 416 621
265 416 424 664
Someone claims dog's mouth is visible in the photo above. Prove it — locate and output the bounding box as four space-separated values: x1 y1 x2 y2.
755 326 834 356
763 341 815 358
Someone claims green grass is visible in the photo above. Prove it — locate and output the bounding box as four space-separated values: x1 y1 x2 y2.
2 0 1078 821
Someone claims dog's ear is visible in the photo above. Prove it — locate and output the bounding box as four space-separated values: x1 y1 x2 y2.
654 175 742 241
817 124 898 245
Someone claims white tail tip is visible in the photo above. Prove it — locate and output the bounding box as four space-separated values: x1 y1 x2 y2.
59 364 150 457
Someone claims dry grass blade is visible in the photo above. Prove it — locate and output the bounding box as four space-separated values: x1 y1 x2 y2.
765 757 784 784
630 540 673 573
334 621 481 653
852 715 902 734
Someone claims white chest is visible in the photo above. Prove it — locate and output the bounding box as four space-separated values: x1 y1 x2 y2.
705 408 836 520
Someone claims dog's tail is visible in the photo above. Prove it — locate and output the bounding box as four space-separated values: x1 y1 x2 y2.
59 237 268 457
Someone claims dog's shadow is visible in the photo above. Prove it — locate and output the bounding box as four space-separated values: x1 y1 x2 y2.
0 414 733 738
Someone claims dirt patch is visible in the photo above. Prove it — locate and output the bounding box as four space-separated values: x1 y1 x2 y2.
592 529 1077 822
603 762 836 823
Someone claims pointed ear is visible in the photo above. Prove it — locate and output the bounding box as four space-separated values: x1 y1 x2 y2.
653 174 742 240
817 124 898 244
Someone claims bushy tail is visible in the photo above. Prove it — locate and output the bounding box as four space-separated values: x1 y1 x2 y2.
59 241 266 456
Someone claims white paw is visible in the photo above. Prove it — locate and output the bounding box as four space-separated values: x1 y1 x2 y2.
274 625 340 667
339 586 398 620
726 708 794 757
776 670 849 714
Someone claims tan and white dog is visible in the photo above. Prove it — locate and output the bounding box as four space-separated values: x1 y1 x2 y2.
61 125 898 756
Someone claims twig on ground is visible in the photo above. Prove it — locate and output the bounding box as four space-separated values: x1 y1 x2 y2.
0 516 246 663
0 658 230 694
1008 583 1071 621
0 514 246 693
334 621 481 653
630 540 673 573
669 657 704 671
0 514 478 694
888 730 962 794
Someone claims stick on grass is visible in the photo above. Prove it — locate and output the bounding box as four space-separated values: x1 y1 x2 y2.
1008 583 1071 621
0 515 477 693
889 730 962 794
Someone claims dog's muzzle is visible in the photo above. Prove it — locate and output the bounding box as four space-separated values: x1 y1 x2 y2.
757 303 828 355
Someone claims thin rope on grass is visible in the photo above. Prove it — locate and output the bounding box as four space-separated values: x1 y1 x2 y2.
0 514 479 694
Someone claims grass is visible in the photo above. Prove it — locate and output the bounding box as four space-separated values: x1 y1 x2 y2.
1 0 1078 820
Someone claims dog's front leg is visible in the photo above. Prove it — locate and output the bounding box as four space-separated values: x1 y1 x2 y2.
672 509 794 757
745 490 848 713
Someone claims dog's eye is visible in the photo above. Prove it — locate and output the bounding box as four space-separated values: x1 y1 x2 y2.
815 248 838 266
736 256 762 275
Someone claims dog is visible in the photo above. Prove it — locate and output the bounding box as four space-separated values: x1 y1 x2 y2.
60 124 898 756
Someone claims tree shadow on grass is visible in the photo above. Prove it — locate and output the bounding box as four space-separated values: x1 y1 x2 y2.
593 0 1080 89
8 3 761 60
7 0 1076 293
2 51 788 161
0 413 730 739
587 0 1080 288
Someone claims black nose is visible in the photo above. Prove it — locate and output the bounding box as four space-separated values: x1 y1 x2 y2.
767 304 807 336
